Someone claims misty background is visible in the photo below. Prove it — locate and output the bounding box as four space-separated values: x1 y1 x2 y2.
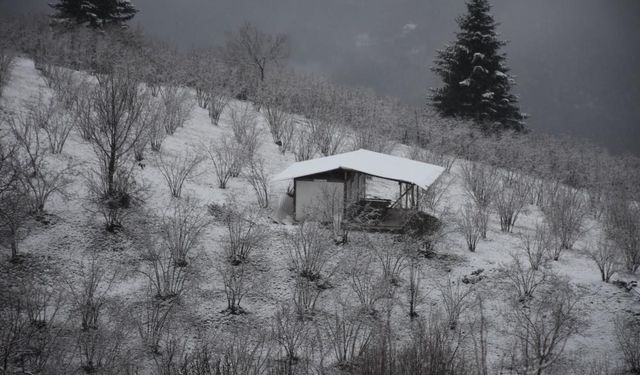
1 0 639 155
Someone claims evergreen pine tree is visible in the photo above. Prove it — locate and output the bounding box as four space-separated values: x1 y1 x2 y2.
50 0 138 29
430 0 525 132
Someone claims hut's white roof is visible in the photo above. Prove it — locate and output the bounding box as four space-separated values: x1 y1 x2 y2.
272 149 445 189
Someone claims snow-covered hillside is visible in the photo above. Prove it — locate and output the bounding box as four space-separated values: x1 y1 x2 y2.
1 57 638 374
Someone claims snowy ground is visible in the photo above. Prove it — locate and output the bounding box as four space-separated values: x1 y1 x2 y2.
1 57 639 373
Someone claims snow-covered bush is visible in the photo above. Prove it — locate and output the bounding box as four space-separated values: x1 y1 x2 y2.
271 303 309 364
292 127 316 162
220 261 254 315
292 277 323 318
325 305 374 367
207 91 229 126
156 151 203 198
136 295 174 354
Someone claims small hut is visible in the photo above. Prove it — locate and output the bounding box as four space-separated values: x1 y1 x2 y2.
273 149 445 232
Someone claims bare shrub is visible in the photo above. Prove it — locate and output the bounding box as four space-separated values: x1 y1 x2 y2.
204 135 243 189
246 157 269 208
495 173 531 232
271 303 309 365
420 176 452 213
85 162 145 231
542 186 588 253
160 86 193 135
218 330 271 374
614 315 640 373
325 306 374 368
292 127 316 162
263 99 294 146
222 205 266 265
407 257 423 319
370 235 410 285
28 95 74 154
438 279 473 330
0 183 30 261
292 277 324 318
519 223 552 271
309 117 346 157
207 91 230 126
410 145 456 173
141 236 190 300
229 103 257 143
587 236 620 283
457 203 483 252
0 47 14 98
460 162 498 210
286 220 332 281
221 262 255 315
161 197 210 267
604 198 640 273
136 294 175 354
75 320 134 375
506 281 582 375
502 255 550 302
65 257 117 331
349 251 391 315
157 151 203 198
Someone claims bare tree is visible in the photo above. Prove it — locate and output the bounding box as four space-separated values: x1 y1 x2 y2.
494 172 531 232
157 151 203 198
542 186 588 253
286 220 332 281
246 157 270 208
161 197 210 267
506 281 582 375
457 203 483 252
604 198 640 273
224 22 289 83
614 315 640 373
438 278 473 330
76 70 152 230
587 235 620 282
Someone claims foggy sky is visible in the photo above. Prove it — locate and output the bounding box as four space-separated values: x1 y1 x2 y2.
1 0 639 155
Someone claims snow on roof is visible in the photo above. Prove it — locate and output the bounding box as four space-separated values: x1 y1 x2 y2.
272 149 445 189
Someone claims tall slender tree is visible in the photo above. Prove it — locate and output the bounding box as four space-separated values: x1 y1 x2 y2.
50 0 138 29
430 0 525 132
